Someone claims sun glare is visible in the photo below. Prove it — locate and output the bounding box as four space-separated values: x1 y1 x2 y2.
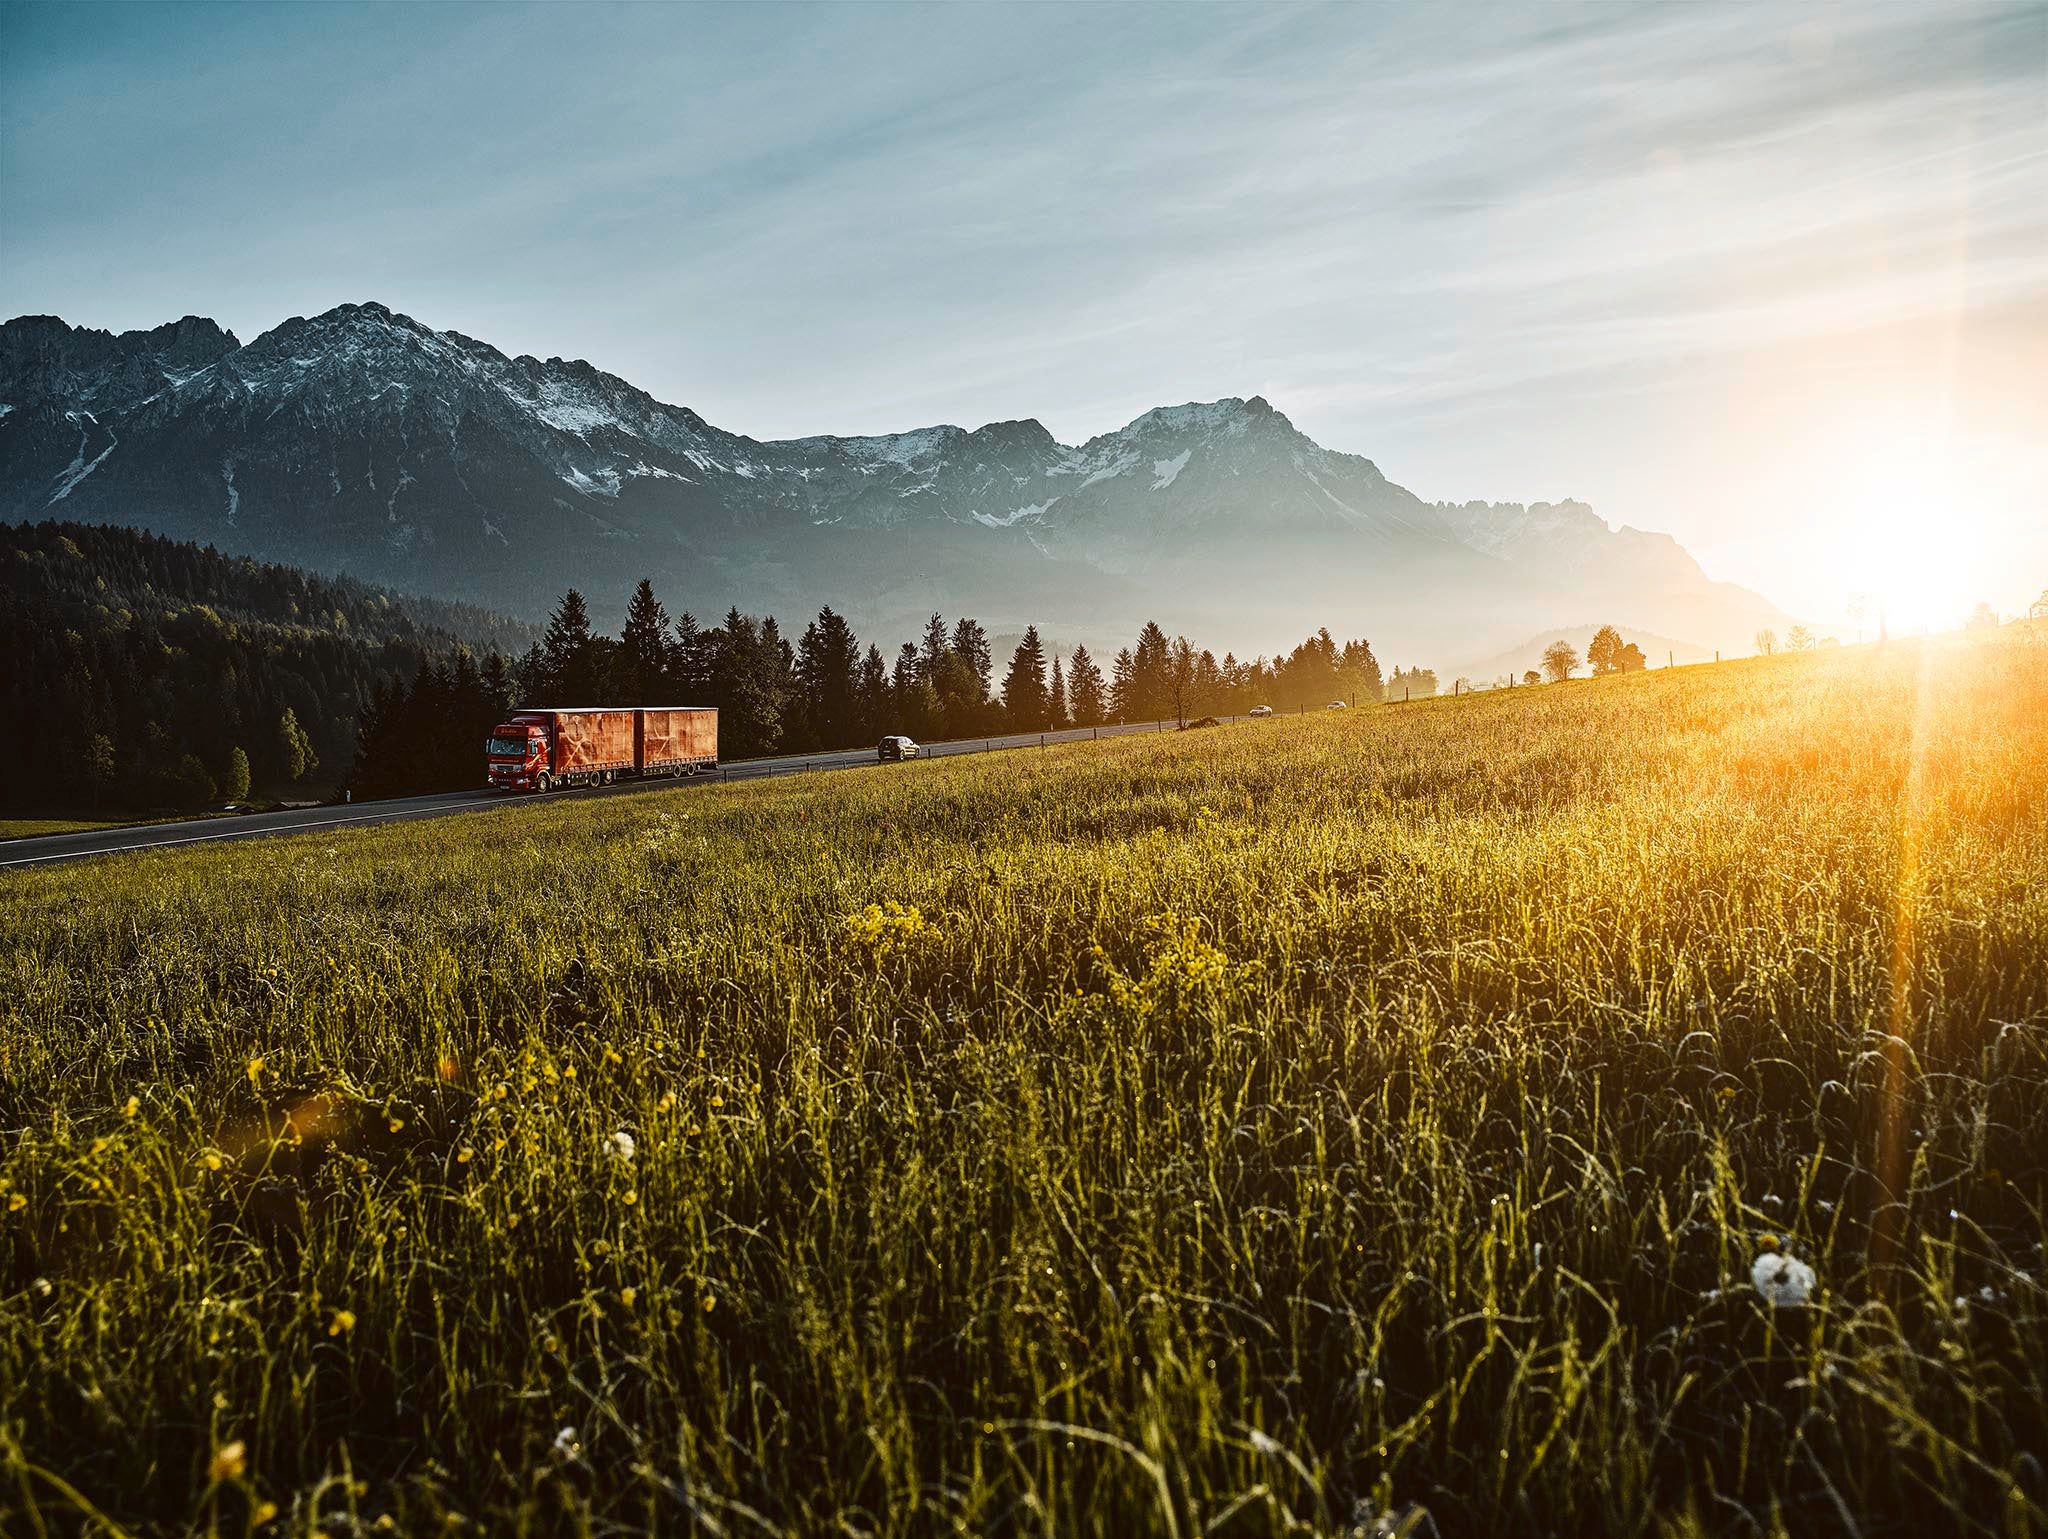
1832 428 1985 635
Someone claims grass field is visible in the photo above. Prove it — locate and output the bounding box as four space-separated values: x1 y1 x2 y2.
3 638 2045 1538
0 818 131 842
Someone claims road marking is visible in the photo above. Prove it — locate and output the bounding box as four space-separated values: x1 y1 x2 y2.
2 716 1243 870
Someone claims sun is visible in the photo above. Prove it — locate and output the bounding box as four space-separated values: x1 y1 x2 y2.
1833 429 1985 635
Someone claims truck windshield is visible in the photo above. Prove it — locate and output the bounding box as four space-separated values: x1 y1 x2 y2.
486 736 532 757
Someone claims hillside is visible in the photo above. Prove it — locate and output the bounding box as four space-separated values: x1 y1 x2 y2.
3 519 537 652
0 304 1794 658
3 637 2042 1537
0 521 534 812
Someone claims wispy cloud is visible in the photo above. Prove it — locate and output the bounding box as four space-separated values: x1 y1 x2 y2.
4 0 2042 615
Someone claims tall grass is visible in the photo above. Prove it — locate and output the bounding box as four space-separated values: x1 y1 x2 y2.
3 639 2045 1537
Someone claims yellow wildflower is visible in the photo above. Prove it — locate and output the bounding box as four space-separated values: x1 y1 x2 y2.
122 1096 140 1118
328 1309 357 1336
246 1056 266 1085
207 1440 247 1482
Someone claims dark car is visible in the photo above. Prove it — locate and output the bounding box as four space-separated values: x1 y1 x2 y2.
878 735 921 762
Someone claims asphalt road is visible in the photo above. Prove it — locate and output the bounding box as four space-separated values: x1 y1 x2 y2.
0 715 1249 872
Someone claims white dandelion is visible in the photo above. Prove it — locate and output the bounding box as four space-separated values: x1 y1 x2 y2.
551 1425 582 1462
1751 1250 1816 1308
608 1130 636 1162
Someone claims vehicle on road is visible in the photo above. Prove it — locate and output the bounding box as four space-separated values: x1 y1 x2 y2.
487 706 718 792
1248 705 1274 718
877 735 921 762
1327 700 1347 710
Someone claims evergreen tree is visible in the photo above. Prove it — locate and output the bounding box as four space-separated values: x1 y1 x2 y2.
856 644 889 741
1130 622 1172 721
713 609 788 758
512 641 548 702
1109 647 1138 722
796 605 862 749
1068 645 1107 726
1167 635 1196 725
672 612 714 700
540 589 597 700
1001 626 1049 730
620 578 673 702
950 618 993 705
1048 655 1069 729
893 642 939 738
919 614 950 682
1341 638 1384 703
480 651 513 718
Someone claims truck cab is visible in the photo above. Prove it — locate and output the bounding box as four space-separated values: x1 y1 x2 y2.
486 717 553 792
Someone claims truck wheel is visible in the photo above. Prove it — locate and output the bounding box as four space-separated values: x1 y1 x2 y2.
536 773 553 794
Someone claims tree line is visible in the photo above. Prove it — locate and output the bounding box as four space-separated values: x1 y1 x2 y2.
7 518 1454 814
349 578 1428 796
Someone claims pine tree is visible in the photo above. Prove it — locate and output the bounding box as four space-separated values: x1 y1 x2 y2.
919 614 950 683
893 642 939 738
672 612 713 699
714 609 783 759
1130 622 1172 721
857 644 889 742
950 618 993 705
1001 626 1049 731
541 589 597 701
1048 655 1069 729
796 605 862 748
621 578 673 702
480 651 513 718
1069 645 1108 727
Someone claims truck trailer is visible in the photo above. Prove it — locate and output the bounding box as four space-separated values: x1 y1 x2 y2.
485 706 718 793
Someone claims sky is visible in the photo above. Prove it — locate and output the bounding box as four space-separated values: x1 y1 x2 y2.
4 0 2044 628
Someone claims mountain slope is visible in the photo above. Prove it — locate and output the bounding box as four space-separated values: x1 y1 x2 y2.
0 303 1793 658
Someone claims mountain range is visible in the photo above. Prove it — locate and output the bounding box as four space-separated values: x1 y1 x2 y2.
0 302 1791 663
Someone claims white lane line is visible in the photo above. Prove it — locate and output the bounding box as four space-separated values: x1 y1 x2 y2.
3 718 1237 870
0 799 499 869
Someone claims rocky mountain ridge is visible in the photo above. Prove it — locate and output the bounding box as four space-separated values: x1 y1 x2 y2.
0 302 1791 658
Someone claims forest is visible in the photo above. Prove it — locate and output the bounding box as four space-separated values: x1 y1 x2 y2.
348 578 1421 798
4 520 1435 813
0 521 533 815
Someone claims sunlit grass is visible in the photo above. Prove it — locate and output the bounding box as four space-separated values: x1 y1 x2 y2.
3 638 2044 1537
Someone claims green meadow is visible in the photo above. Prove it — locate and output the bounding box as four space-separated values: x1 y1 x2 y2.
3 639 2044 1538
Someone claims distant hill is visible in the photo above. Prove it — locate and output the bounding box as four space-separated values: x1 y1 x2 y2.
1 302 1796 662
3 518 536 653
0 521 533 814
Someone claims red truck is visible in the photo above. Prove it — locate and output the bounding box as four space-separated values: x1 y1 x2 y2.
485 706 718 793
